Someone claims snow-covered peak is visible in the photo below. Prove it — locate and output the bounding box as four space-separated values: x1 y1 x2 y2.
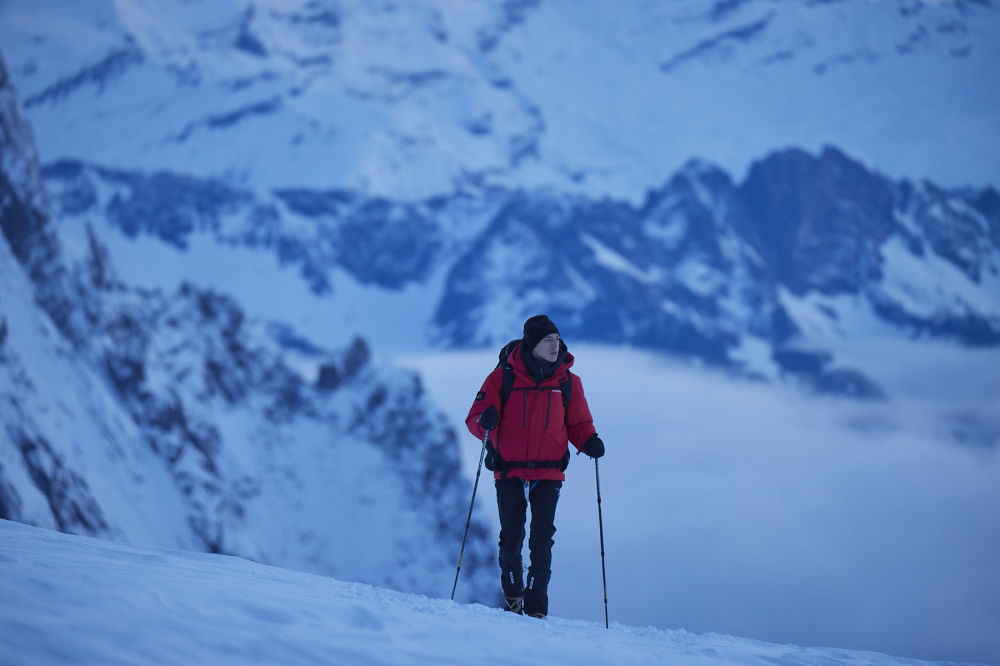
1 57 496 603
2 0 998 200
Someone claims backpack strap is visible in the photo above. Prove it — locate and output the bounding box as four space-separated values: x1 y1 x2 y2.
491 449 572 478
496 458 564 470
497 339 520 410
499 363 515 410
559 370 572 409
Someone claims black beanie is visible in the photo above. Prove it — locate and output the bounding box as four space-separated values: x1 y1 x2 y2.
522 314 560 354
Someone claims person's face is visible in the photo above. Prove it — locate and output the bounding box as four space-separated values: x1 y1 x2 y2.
532 333 561 363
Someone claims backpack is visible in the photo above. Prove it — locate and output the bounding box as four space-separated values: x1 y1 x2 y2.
486 340 573 476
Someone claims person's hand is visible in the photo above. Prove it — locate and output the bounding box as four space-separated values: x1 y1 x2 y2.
582 435 605 459
478 405 499 431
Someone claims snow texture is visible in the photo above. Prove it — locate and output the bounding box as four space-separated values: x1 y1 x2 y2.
0 518 988 666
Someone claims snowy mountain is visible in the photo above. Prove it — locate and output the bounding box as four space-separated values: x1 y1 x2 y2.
1 58 495 603
0 518 990 666
37 145 1000 397
2 1 1000 663
1 0 998 199
2 0 997 395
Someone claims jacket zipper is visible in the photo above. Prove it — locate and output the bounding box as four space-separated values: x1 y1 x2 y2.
511 385 559 429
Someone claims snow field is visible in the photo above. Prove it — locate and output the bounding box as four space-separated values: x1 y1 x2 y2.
0 518 976 666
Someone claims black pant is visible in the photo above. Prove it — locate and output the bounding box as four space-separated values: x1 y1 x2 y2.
495 477 561 598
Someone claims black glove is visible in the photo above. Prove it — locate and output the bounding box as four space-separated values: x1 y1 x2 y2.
484 443 509 473
582 435 605 459
478 405 499 431
559 448 571 472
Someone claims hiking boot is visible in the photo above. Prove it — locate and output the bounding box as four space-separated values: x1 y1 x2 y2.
503 595 524 615
522 571 549 618
522 591 547 618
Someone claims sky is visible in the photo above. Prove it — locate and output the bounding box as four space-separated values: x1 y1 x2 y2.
0 516 989 666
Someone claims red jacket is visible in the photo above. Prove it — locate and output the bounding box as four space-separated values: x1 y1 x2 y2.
466 343 596 481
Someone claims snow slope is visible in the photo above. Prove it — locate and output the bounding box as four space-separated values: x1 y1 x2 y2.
0 518 988 666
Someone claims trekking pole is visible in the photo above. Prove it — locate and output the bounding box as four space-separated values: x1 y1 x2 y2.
451 429 490 601
595 458 609 628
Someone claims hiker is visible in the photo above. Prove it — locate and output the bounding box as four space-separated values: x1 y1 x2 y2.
465 314 605 618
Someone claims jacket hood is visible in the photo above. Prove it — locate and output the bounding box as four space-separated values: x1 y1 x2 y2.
510 340 574 383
